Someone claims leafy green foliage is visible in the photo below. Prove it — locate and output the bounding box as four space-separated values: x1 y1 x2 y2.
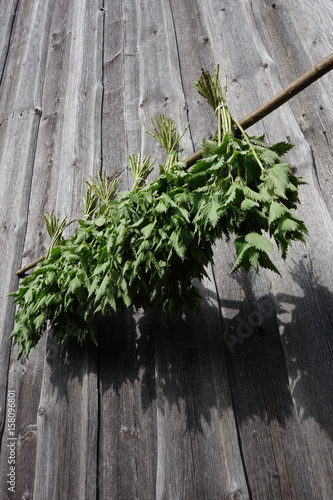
9 70 308 358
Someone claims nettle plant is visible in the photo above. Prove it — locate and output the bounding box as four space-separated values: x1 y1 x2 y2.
10 68 307 358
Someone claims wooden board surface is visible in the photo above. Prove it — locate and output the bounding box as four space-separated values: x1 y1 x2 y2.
0 0 332 498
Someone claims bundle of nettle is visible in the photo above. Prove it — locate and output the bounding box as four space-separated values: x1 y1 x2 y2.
10 67 307 358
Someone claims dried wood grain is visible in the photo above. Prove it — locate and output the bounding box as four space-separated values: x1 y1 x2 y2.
97 4 158 499
148 280 249 500
0 0 333 498
0 1 102 499
0 4 55 498
97 311 158 500
206 1 333 498
33 339 99 500
29 1 103 499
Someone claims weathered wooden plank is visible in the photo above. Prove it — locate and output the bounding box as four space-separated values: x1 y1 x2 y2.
249 0 333 213
132 2 250 498
202 1 332 498
32 339 99 500
134 0 193 162
137 2 253 498
101 0 127 185
98 2 156 499
193 0 333 498
28 1 103 498
97 4 158 498
0 0 20 80
147 279 250 500
0 0 102 498
0 337 47 500
238 2 333 497
214 256 317 499
98 1 249 498
97 311 157 500
168 0 219 149
0 4 56 498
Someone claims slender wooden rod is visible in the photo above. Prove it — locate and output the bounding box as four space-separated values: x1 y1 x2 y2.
16 53 333 277
184 53 333 168
16 255 46 276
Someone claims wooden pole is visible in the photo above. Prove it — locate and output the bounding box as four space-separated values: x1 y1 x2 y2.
184 53 333 168
16 53 333 277
16 255 46 277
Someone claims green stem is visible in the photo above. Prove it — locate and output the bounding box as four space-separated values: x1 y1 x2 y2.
231 116 267 174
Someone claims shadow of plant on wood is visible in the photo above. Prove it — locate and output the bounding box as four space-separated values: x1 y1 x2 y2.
40 256 333 498
276 259 333 438
45 258 333 444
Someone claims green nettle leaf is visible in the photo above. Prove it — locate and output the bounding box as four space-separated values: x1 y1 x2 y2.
34 313 47 331
141 222 156 239
68 276 82 294
258 251 281 276
9 67 308 358
244 154 262 184
245 232 274 253
270 141 294 156
268 201 289 226
279 217 300 232
88 276 101 297
169 231 186 260
224 183 238 205
231 239 252 274
241 199 259 211
207 199 221 227
202 138 219 158
94 216 107 227
248 247 260 271
260 148 281 166
95 275 111 303
266 163 290 198
242 185 265 202
194 198 221 229
155 200 168 213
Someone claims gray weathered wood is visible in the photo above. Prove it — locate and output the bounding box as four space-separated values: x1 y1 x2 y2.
0 5 54 498
1 0 333 498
